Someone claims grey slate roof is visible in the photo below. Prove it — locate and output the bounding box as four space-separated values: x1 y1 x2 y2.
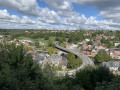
32 52 44 61
102 62 120 67
59 57 68 66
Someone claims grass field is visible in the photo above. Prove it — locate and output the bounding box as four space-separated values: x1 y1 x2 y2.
34 37 56 42
17 36 56 42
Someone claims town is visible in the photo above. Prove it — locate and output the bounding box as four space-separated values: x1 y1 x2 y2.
0 30 120 75
1 0 120 89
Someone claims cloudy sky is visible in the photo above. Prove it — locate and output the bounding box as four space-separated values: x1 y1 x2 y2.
0 0 120 30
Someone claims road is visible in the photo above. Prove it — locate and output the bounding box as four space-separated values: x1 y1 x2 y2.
54 43 94 76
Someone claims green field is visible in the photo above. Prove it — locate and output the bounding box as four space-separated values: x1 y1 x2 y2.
17 36 56 42
34 37 56 42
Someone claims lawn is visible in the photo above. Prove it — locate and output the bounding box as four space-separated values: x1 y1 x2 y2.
17 36 56 42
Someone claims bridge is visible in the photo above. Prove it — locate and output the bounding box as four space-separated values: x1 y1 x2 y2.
54 43 94 76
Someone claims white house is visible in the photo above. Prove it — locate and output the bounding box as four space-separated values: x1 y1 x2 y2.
114 41 120 46
102 62 120 71
85 39 90 42
70 44 78 49
20 39 33 43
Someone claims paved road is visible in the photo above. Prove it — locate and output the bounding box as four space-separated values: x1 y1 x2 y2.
55 43 94 76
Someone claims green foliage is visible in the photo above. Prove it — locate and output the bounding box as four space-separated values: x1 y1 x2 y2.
67 58 82 69
0 45 118 90
94 51 112 63
35 41 41 48
66 53 82 69
44 36 49 40
56 66 114 90
2 30 86 44
92 33 97 37
66 53 76 60
48 47 55 55
101 38 113 48
55 37 59 41
87 41 93 45
0 30 120 90
48 41 55 48
117 44 120 48
55 66 62 71
96 76 120 90
0 44 43 90
41 63 57 89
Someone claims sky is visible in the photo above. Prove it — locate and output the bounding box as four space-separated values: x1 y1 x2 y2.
0 0 120 30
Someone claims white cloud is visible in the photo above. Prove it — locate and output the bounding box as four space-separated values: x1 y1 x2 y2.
0 0 120 30
38 8 61 24
0 9 10 19
0 0 40 16
44 0 72 11
0 9 120 30
73 0 120 24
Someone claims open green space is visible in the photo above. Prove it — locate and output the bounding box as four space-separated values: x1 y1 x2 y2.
17 36 56 42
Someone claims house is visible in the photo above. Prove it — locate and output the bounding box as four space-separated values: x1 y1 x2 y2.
70 44 77 49
50 54 63 66
85 39 90 42
39 42 47 45
20 39 34 44
15 42 20 46
59 57 68 70
114 41 120 46
109 49 120 58
27 51 51 66
87 45 93 50
91 49 97 56
0 35 4 43
0 35 3 38
102 62 120 71
117 56 120 59
19 39 34 46
110 53 117 58
114 49 120 56
50 54 68 69
66 43 77 49
66 44 71 49
83 44 88 49
98 45 107 50
80 49 91 55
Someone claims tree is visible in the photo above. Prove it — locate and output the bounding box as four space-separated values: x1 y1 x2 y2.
117 44 120 48
67 53 82 69
24 46 33 51
0 44 43 90
48 41 55 48
48 47 55 55
55 37 59 41
87 41 93 45
44 36 49 40
42 63 57 89
35 41 40 48
96 76 120 90
74 66 113 90
94 51 112 63
101 38 113 48
67 58 82 69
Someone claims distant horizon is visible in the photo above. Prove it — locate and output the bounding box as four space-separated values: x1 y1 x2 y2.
0 29 119 31
0 0 120 30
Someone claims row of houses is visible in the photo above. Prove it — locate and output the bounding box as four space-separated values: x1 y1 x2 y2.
102 61 120 74
31 52 68 70
80 48 120 59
